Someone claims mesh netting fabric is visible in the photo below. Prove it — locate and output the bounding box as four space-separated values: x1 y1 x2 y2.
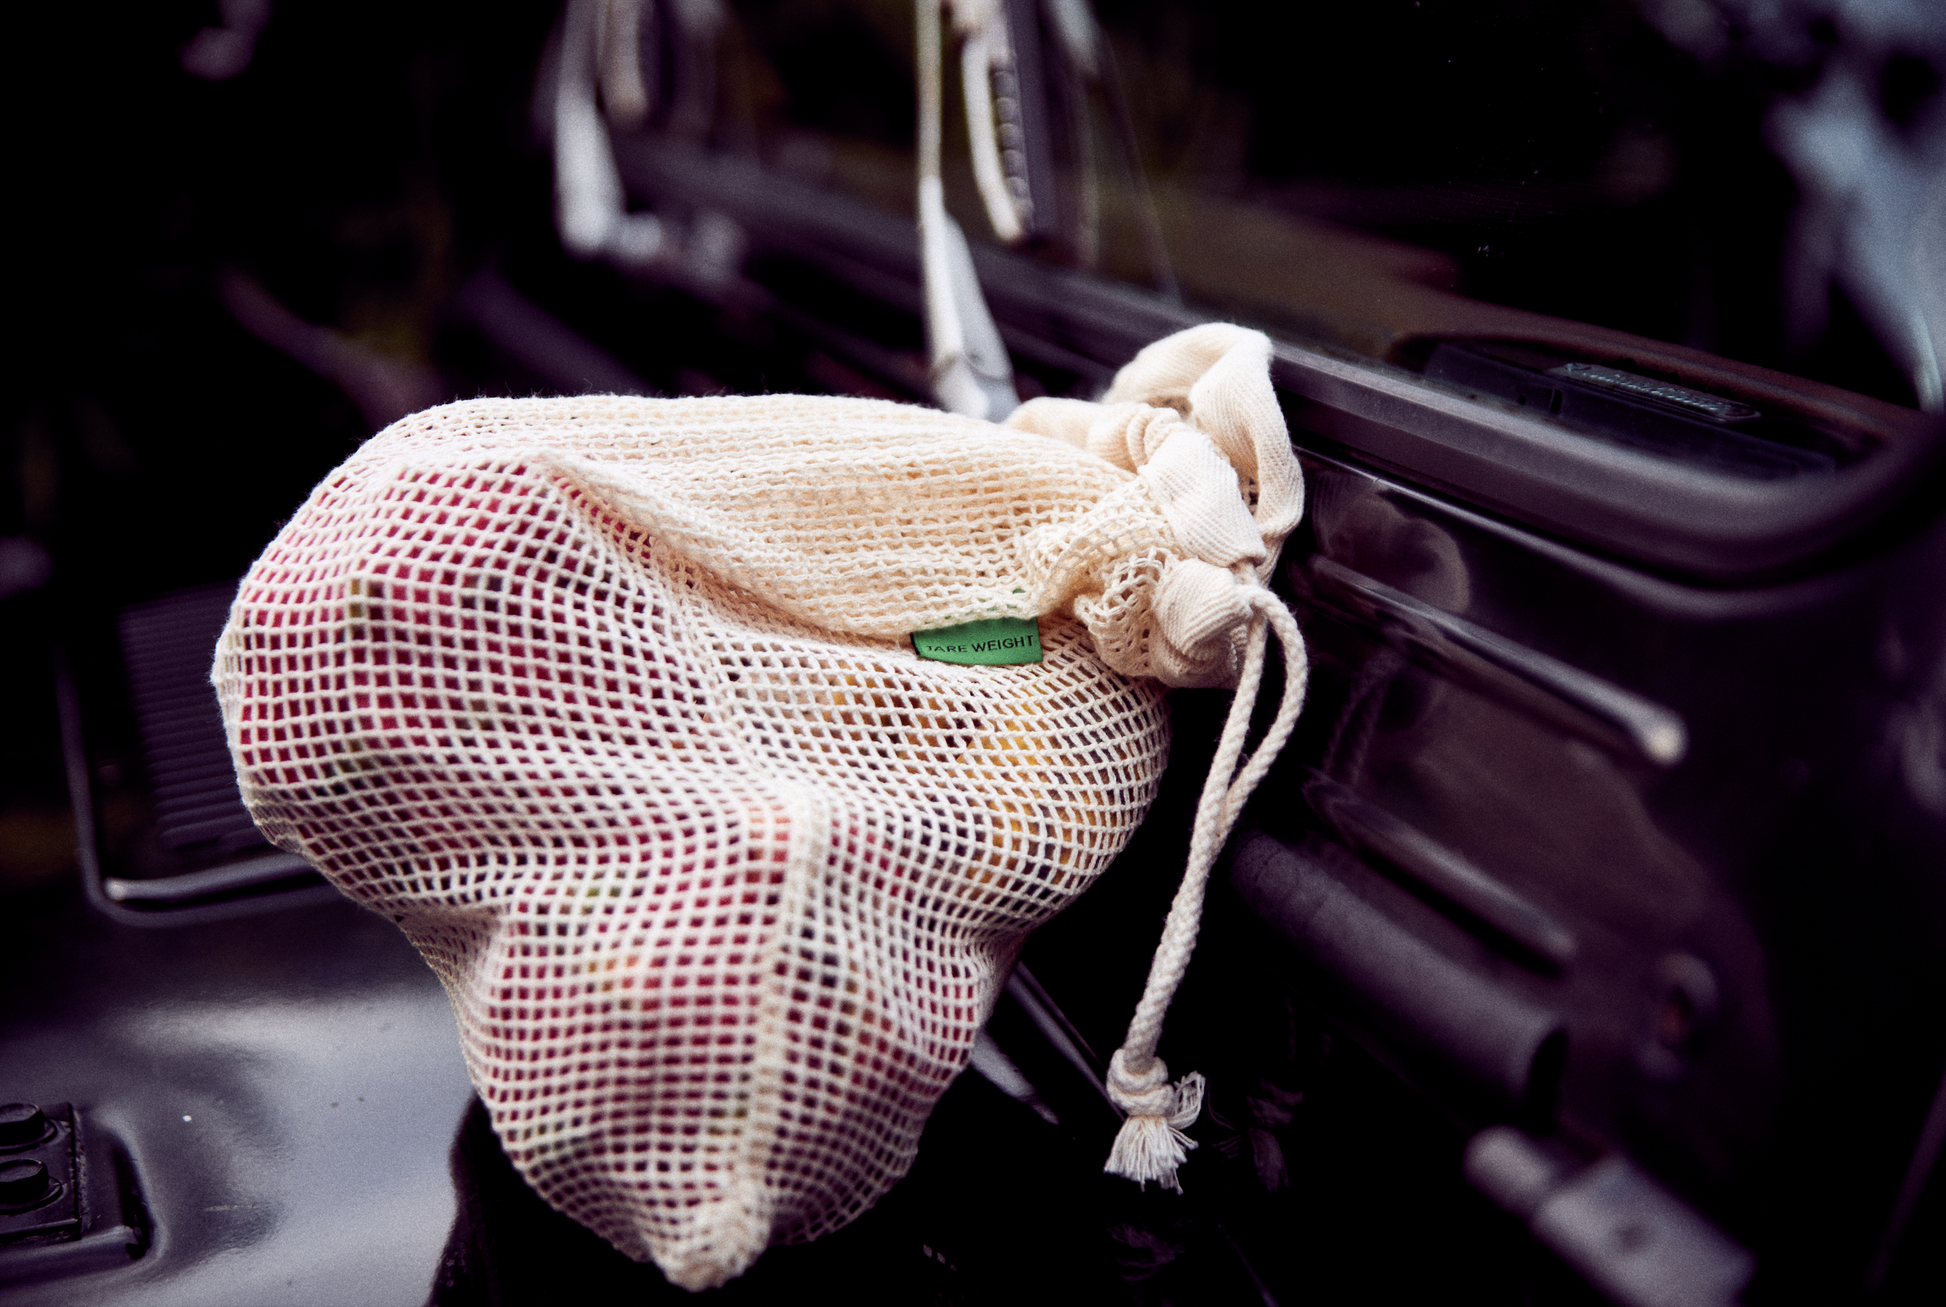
215 323 1301 1290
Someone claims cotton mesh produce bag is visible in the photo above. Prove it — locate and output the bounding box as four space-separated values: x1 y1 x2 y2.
215 322 1309 1290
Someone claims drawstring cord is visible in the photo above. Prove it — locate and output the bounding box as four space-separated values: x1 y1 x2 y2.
1103 586 1309 1191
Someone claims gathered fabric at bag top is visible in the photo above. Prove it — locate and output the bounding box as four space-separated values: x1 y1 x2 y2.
215 322 1308 1290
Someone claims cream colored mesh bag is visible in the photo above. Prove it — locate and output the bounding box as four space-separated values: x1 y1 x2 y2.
215 323 1308 1290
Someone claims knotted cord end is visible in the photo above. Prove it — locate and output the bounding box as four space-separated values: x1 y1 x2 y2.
1103 1048 1207 1192
1099 587 1307 1196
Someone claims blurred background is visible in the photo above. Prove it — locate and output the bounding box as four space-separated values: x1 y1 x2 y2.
3 0 1939 898
2 2 1942 1300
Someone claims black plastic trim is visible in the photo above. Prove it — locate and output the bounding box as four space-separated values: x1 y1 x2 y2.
614 139 1946 584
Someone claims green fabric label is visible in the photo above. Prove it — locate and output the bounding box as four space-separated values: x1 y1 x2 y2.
911 616 1044 666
